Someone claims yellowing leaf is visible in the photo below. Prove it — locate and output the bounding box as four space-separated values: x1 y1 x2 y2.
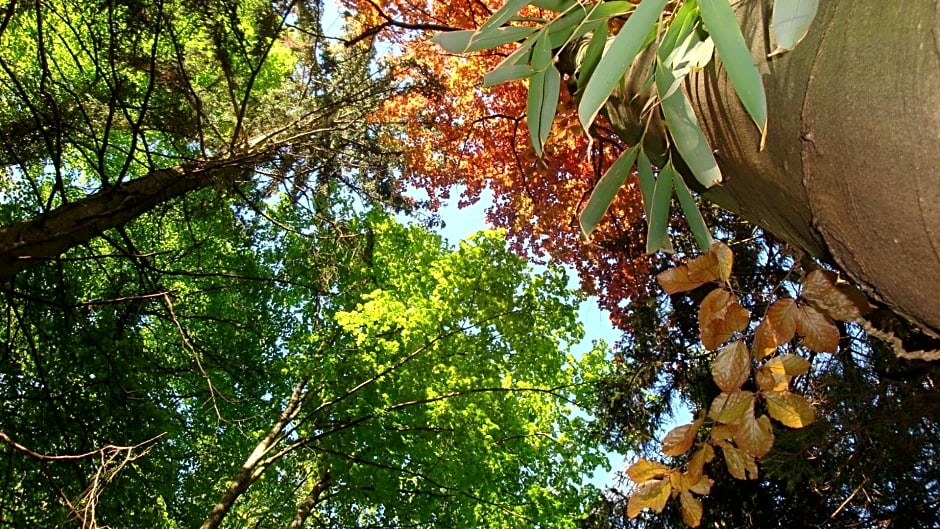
658 265 705 294
711 424 734 442
688 473 714 495
711 241 734 282
731 413 774 457
797 304 840 353
687 445 709 483
712 340 752 392
662 416 704 456
680 491 704 527
765 390 816 428
766 298 799 345
765 353 811 377
627 478 672 518
700 289 750 350
751 321 777 360
801 269 872 321
720 442 758 480
687 250 721 283
755 365 789 392
708 390 754 424
626 458 671 483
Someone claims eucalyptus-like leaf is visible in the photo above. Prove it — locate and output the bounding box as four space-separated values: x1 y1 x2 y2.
526 65 561 156
579 144 641 240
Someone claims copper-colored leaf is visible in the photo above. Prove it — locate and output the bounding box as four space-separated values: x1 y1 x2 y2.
700 289 750 350
755 365 789 392
765 390 816 428
765 353 811 377
712 241 734 282
710 423 734 442
627 478 672 518
797 304 840 353
688 473 714 495
658 265 706 294
626 458 671 483
751 321 777 360
662 415 704 456
712 340 752 392
802 269 872 321
687 446 708 483
766 298 798 345
731 413 775 457
680 491 704 527
720 442 758 480
708 390 754 424
687 251 721 283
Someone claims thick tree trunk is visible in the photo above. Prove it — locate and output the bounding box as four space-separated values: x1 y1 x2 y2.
604 1 940 339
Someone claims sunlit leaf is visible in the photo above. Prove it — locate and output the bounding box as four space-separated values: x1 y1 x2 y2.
765 297 799 345
720 442 758 480
579 0 668 131
626 458 671 483
770 0 819 56
657 265 706 294
699 0 768 139
688 473 713 495
801 269 872 321
765 390 815 428
687 444 708 482
580 144 640 239
765 353 811 377
680 491 704 527
797 304 840 353
478 0 532 34
662 415 704 456
712 241 734 282
627 478 672 518
708 390 754 424
712 340 751 392
700 288 749 350
731 413 774 457
755 365 789 392
687 249 721 283
752 321 776 360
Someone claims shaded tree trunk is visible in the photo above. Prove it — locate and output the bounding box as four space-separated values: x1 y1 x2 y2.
602 0 940 341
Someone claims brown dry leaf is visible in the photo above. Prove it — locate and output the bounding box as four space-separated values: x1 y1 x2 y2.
765 353 811 377
712 340 752 392
731 413 775 458
708 390 754 424
688 473 713 495
710 423 734 442
797 304 840 353
720 442 758 480
755 365 789 392
687 446 708 483
766 298 799 345
751 321 777 360
712 241 734 282
700 289 750 350
626 458 671 483
627 478 672 518
658 265 706 294
662 415 704 457
802 270 872 321
765 391 816 428
687 250 722 283
680 491 704 527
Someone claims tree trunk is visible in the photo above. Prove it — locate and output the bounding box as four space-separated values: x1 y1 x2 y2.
289 471 331 529
604 0 940 340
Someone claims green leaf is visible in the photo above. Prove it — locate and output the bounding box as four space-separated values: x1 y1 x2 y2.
531 30 553 71
579 144 640 240
527 65 561 156
636 148 656 215
479 0 533 33
645 161 674 254
655 59 722 188
432 26 536 53
530 0 578 12
576 23 609 90
770 0 819 55
484 64 536 86
698 0 768 138
673 170 713 251
658 0 699 58
578 0 668 131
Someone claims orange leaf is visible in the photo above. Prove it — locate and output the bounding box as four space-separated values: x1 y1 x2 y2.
626 458 670 483
765 391 816 428
755 365 789 392
700 289 750 350
687 445 708 483
662 415 704 456
731 413 775 458
711 340 752 392
765 298 798 345
751 321 777 360
765 353 811 377
710 424 734 442
711 241 734 282
680 491 704 527
687 251 721 283
658 265 705 294
688 473 714 495
801 270 872 321
797 304 840 353
627 478 672 518
720 442 758 480
708 390 754 424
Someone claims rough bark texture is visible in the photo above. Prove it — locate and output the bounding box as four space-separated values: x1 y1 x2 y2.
605 0 940 339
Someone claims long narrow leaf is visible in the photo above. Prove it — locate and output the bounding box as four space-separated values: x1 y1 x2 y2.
432 26 535 53
673 170 714 251
578 0 668 131
699 0 767 138
484 64 536 86
770 0 818 55
576 23 609 90
527 65 561 156
636 148 656 215
579 144 641 240
646 162 674 254
480 0 533 33
655 61 722 188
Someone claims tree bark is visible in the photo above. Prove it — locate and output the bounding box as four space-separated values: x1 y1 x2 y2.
602 0 940 339
0 153 263 279
289 471 331 529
